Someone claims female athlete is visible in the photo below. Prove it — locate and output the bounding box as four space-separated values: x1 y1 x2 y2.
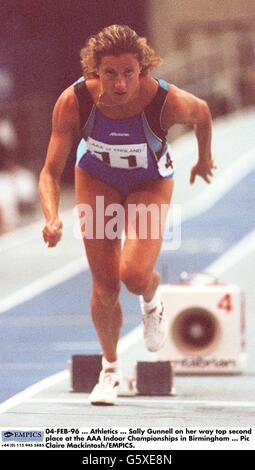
39 25 215 405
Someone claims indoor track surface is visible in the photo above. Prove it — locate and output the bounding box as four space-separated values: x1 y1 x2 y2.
0 109 255 429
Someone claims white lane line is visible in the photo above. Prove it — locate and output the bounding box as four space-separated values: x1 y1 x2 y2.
1 116 254 255
1 115 254 413
0 257 88 315
24 398 255 409
170 108 255 164
0 370 68 414
1 127 254 312
181 145 255 221
0 322 143 414
0 322 140 413
0 208 75 254
1 228 254 413
206 228 255 276
117 325 142 353
0 323 140 413
2 143 253 314
163 144 255 243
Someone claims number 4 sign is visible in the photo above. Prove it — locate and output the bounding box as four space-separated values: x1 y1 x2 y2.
218 294 233 313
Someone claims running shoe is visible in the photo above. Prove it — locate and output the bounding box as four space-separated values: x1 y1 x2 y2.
140 294 168 352
89 369 120 406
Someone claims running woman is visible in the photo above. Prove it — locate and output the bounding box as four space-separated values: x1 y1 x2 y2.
39 25 215 405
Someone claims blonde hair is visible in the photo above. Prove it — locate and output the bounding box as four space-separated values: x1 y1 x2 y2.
80 24 162 78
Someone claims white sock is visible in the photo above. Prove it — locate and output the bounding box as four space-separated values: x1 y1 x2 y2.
102 356 119 372
142 289 161 313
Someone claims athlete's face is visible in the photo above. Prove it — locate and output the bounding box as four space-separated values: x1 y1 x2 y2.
97 54 141 105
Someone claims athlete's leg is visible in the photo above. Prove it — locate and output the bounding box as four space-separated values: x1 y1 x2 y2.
120 178 174 351
120 178 174 300
75 166 125 363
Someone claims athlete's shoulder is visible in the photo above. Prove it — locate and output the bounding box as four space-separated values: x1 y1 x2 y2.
52 85 80 130
56 85 79 110
73 76 99 104
140 76 170 103
162 84 208 128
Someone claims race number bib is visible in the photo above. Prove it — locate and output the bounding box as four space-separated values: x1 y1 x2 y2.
157 146 174 177
87 137 148 170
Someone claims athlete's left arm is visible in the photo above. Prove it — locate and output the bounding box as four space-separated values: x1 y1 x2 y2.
162 85 216 184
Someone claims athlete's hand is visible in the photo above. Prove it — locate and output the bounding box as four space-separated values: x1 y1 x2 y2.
42 217 63 247
190 157 216 184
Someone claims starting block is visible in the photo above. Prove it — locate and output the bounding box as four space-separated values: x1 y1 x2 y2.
136 361 174 396
70 354 102 392
69 355 174 396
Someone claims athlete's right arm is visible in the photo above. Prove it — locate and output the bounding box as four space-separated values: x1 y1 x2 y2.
38 87 80 247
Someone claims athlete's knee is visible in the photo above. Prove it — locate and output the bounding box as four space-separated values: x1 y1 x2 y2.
92 283 120 308
120 263 150 295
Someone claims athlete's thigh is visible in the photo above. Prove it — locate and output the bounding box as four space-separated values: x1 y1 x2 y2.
75 166 124 286
122 178 174 270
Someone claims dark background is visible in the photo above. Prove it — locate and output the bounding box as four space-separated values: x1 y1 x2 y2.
0 0 146 177
0 0 146 97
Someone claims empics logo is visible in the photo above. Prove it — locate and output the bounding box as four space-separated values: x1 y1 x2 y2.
3 432 14 438
2 430 44 442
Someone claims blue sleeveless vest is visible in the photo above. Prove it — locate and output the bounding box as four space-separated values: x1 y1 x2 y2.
73 77 174 194
73 77 170 160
